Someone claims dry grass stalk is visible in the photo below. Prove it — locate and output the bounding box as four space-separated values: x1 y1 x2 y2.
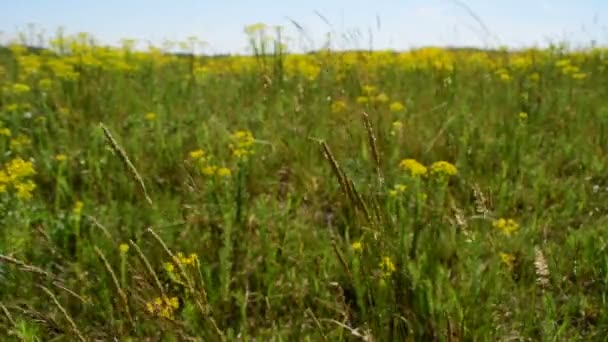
145 228 224 338
100 122 153 205
362 111 383 185
39 286 86 342
128 239 165 297
321 141 350 197
0 254 50 277
0 303 16 327
93 246 134 327
534 246 550 289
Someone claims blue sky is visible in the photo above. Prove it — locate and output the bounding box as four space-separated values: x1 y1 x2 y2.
0 0 606 53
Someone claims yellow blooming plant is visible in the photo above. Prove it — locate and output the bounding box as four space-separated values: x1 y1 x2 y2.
389 101 405 113
146 295 180 319
388 184 407 197
429 161 458 177
331 100 347 113
230 129 255 161
351 241 363 253
500 252 516 271
399 159 428 177
380 256 396 276
493 218 520 236
0 157 36 199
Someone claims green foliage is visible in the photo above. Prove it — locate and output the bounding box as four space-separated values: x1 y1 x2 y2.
1 32 608 340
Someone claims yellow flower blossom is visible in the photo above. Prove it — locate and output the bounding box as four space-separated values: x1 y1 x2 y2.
73 201 84 215
202 165 217 176
500 252 515 271
0 127 11 137
430 161 458 177
55 154 68 162
493 218 519 236
389 101 405 112
11 83 31 94
331 100 347 113
375 93 389 103
572 72 587 80
388 184 407 197
216 167 231 177
362 85 376 95
38 78 53 91
146 295 180 319
119 243 130 254
189 149 205 160
14 180 36 200
356 96 369 105
399 158 427 177
519 112 528 120
145 112 157 121
10 134 32 151
380 256 396 275
6 158 35 180
351 241 363 252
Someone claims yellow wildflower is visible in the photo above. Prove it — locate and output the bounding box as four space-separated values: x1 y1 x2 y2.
216 167 231 177
380 256 396 275
528 73 540 82
10 134 32 150
0 127 11 137
493 218 519 236
4 103 19 112
14 180 36 200
189 149 205 160
356 96 369 105
145 112 157 121
6 158 35 180
500 252 515 271
73 201 84 215
55 154 68 162
388 184 407 197
430 161 458 177
399 158 427 177
362 85 376 95
331 100 347 113
12 83 31 94
38 78 53 91
164 262 175 273
146 295 180 319
351 241 363 252
375 93 389 103
519 112 528 120
572 72 587 80
389 101 405 112
202 165 217 176
119 243 130 254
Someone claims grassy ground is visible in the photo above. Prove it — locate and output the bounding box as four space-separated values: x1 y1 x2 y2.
1 30 608 340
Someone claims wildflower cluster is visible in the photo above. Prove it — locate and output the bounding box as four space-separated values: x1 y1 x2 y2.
500 252 516 271
230 129 255 161
380 256 396 276
355 84 405 112
146 295 180 319
399 159 458 179
388 184 407 197
0 157 36 200
163 252 198 285
188 148 231 179
493 218 519 236
390 120 404 136
399 159 428 177
429 161 458 177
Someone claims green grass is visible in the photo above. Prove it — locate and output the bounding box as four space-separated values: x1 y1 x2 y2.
1 35 608 340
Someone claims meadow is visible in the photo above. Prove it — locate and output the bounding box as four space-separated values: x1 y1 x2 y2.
1 26 608 340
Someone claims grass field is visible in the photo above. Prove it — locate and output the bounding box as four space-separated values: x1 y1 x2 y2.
1 27 608 340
